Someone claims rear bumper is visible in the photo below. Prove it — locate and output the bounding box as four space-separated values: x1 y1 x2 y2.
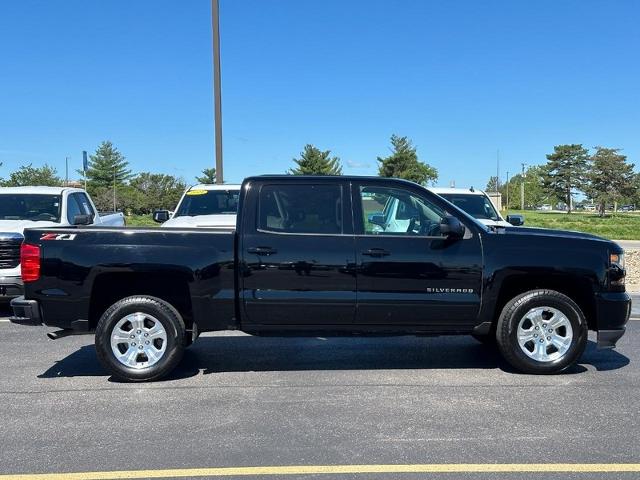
0 276 23 300
9 296 41 326
595 292 631 349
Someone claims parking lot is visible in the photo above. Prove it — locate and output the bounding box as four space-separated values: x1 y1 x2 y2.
0 300 639 479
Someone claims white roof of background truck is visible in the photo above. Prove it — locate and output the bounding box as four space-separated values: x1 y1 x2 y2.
0 186 85 195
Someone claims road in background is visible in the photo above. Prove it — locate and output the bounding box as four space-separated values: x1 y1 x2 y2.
615 240 640 250
0 305 639 479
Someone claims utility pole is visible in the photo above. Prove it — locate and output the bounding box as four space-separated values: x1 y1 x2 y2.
113 166 116 212
520 163 527 210
211 0 224 184
496 150 500 192
506 171 509 211
65 157 69 186
82 151 88 191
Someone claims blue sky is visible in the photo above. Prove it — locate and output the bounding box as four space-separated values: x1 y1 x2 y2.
1 0 638 188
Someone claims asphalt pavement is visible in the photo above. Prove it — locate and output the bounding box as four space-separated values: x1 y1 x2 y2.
0 303 639 479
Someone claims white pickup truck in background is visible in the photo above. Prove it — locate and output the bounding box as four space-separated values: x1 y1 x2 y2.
0 186 125 301
153 184 241 228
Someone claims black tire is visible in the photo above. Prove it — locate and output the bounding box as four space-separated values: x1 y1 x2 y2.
95 296 186 382
496 289 588 374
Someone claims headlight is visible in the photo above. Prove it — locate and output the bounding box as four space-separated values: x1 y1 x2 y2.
610 252 626 286
610 252 625 269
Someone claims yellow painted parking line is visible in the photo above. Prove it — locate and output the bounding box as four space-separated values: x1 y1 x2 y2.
3 464 640 479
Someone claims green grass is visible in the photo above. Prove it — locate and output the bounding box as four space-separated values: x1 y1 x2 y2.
505 210 640 240
125 214 159 227
124 209 640 239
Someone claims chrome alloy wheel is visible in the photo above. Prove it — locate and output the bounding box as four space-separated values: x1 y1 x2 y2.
110 313 167 369
516 306 573 363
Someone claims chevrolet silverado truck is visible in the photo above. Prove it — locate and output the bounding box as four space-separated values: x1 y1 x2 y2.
0 186 125 301
10 176 630 381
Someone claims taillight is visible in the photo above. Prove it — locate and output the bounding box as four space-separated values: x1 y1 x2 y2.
20 243 41 282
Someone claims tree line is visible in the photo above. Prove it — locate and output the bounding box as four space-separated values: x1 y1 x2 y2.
2 138 634 217
486 144 636 215
0 135 438 215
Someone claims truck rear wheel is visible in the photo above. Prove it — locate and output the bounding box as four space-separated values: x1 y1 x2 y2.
95 296 186 382
496 289 588 374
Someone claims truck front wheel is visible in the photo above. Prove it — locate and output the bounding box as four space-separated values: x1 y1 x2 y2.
95 296 186 382
496 289 588 374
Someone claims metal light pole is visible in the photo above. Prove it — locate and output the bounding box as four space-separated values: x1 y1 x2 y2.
212 0 224 184
520 163 527 210
113 166 117 212
496 149 500 192
506 171 509 211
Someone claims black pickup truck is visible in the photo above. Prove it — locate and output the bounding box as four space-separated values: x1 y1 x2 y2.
10 175 631 381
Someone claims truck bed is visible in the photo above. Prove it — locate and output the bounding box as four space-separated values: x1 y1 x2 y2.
21 226 237 332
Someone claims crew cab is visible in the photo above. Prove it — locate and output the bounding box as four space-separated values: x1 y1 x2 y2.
10 176 630 381
0 186 124 301
153 184 241 229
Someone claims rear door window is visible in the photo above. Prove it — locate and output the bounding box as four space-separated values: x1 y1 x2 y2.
259 184 343 234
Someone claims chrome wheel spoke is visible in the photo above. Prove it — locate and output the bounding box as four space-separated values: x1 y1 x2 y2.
146 323 166 339
550 335 571 352
128 313 145 331
517 329 535 345
548 314 569 330
111 329 132 343
145 346 161 364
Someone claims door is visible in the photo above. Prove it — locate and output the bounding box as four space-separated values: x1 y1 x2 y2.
240 181 356 326
354 182 483 327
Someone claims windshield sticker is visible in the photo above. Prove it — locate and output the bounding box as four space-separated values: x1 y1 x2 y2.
186 190 208 196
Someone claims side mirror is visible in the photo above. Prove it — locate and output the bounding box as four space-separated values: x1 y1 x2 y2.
72 214 92 226
153 210 170 223
368 213 386 227
440 216 465 239
506 214 524 226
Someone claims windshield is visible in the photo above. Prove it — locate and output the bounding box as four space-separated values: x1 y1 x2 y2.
174 189 239 217
439 193 500 221
0 194 62 222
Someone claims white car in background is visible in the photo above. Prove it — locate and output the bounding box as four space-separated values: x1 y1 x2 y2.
154 184 241 229
0 186 125 300
429 187 523 228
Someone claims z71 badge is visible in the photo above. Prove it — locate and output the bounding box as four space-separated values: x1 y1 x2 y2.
41 233 77 241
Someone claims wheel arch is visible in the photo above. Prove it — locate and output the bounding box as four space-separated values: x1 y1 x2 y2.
88 272 193 331
490 274 596 331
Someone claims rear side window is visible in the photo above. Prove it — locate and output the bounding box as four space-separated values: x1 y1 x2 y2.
259 184 343 234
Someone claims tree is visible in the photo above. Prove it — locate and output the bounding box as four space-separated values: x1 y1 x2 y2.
289 144 342 175
2 164 61 187
585 147 636 216
377 135 437 185
485 176 499 192
130 172 187 214
495 166 556 210
542 144 589 213
196 168 217 184
83 141 133 194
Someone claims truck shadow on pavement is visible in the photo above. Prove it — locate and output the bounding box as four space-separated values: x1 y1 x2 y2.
38 335 630 381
